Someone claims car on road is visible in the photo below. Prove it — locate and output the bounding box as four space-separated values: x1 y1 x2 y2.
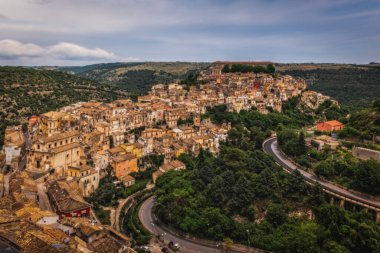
168 241 180 251
136 245 150 252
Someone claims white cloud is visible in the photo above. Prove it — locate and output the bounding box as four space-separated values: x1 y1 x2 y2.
47 42 118 60
0 0 379 64
0 40 137 65
0 40 44 58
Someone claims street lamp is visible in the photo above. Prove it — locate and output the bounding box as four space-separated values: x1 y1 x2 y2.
246 229 250 246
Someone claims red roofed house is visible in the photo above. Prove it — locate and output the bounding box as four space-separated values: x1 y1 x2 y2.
46 180 91 219
316 120 344 133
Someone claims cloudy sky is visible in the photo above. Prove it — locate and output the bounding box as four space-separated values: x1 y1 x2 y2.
0 0 379 66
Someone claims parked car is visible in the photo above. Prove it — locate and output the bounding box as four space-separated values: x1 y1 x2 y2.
137 245 150 252
168 241 180 251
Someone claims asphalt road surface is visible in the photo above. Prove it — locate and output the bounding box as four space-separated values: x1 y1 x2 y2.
263 137 380 210
139 196 224 253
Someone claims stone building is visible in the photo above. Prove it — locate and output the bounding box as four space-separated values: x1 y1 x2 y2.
27 131 81 175
352 147 380 162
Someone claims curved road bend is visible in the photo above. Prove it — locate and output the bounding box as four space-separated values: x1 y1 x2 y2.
263 137 380 211
139 196 223 253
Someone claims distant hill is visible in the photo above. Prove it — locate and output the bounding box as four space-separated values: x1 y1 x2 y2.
278 63 380 110
342 99 380 140
59 62 209 94
0 66 128 147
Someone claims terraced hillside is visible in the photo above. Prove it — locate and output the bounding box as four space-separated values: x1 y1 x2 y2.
60 62 209 94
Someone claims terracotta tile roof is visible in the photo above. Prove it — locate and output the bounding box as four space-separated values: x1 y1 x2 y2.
169 160 185 168
50 142 80 154
108 146 125 155
160 160 186 172
112 153 136 163
47 180 90 213
39 131 79 143
118 175 135 183
89 233 124 253
43 227 71 244
41 111 66 120
324 120 343 126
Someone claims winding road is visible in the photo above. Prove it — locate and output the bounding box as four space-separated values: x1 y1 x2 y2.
263 137 380 212
139 196 223 253
138 137 380 253
139 197 268 253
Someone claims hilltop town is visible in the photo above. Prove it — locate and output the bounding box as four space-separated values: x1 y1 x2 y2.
0 62 339 252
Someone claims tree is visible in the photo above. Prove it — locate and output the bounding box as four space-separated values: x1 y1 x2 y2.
355 159 380 195
373 98 380 112
230 175 255 212
266 204 287 227
315 160 335 179
266 64 275 74
222 65 230 73
322 241 350 253
298 132 307 155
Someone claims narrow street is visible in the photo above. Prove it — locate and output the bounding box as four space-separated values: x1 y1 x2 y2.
37 183 52 211
3 174 10 196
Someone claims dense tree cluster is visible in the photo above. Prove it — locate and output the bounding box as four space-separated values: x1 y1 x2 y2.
222 64 275 74
339 98 380 140
313 155 380 195
277 121 380 196
155 107 380 252
203 102 313 132
277 128 307 157
117 70 175 94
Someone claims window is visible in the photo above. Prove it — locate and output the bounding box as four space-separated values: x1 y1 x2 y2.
37 145 40 149
66 140 68 144
60 141 63 145
66 154 69 159
55 142 57 147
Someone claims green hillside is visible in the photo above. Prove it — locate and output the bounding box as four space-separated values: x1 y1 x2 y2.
60 62 209 94
340 98 380 140
279 64 380 110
